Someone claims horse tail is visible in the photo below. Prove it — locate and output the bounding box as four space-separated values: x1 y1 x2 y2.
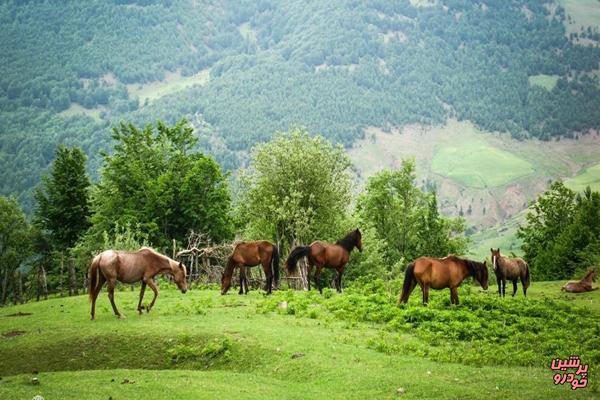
88 255 100 301
524 262 531 289
271 245 280 285
285 246 311 274
399 262 415 304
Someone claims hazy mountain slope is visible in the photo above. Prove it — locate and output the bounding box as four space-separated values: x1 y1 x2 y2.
1 0 599 212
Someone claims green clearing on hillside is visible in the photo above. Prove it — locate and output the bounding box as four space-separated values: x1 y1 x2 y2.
0 283 598 399
58 103 104 122
565 162 600 191
431 139 535 188
559 0 600 35
127 69 210 104
528 74 560 90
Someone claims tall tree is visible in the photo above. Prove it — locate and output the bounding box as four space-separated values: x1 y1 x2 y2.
88 119 233 250
356 160 467 269
237 127 352 251
34 145 91 295
0 196 30 304
34 145 91 250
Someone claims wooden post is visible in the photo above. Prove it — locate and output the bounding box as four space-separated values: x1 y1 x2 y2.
41 265 48 300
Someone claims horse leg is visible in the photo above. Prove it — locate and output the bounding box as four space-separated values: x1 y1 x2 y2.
520 274 528 297
262 260 273 294
336 268 344 293
511 279 518 297
450 287 459 305
315 266 323 294
146 278 159 312
307 263 313 291
496 276 502 297
238 267 245 295
422 284 430 305
90 274 106 320
501 278 506 297
137 281 147 314
107 279 122 318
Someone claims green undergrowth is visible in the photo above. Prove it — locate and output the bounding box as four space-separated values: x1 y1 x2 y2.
257 278 600 370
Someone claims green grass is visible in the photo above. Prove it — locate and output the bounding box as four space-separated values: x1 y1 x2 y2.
559 0 600 36
565 162 600 192
128 69 210 104
0 282 598 399
431 139 535 188
528 74 559 90
59 103 103 122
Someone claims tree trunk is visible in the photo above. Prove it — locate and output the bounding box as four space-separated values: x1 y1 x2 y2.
14 270 23 304
59 254 65 297
68 257 77 296
1 268 9 305
36 266 41 302
41 265 48 300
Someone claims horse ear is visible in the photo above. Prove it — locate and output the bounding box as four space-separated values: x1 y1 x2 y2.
490 248 493 252
496 248 500 252
178 261 183 269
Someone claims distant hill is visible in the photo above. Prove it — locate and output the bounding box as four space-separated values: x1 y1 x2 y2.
1 0 600 212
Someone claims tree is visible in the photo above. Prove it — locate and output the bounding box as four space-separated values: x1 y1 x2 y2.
356 160 467 270
34 145 91 251
0 197 30 304
521 185 600 280
88 119 233 250
237 127 352 252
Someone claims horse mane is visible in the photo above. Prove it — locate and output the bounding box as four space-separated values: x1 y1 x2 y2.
583 269 596 280
447 255 483 276
336 230 358 252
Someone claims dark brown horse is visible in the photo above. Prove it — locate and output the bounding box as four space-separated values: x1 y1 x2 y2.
398 255 488 305
88 247 187 320
490 248 530 297
221 241 279 295
286 229 362 293
562 270 599 293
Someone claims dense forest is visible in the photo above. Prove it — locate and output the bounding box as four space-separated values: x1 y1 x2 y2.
1 0 600 211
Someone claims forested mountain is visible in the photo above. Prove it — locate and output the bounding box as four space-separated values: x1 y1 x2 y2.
1 0 599 211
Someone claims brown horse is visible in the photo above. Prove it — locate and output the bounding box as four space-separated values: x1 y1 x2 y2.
561 270 599 293
285 229 362 293
88 247 187 320
398 255 488 305
490 248 530 297
221 241 279 295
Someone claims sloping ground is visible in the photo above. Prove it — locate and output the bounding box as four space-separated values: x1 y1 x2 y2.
348 121 600 253
565 162 600 191
1 285 598 399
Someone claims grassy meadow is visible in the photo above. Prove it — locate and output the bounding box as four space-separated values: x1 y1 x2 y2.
1 279 598 399
565 162 600 192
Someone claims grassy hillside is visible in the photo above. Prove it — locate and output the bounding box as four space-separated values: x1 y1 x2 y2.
1 282 598 399
2 0 600 211
565 161 600 191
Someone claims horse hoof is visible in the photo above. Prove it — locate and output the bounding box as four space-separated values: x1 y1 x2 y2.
117 314 125 319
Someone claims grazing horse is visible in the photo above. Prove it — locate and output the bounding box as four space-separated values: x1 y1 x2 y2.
561 270 599 293
398 255 488 305
88 247 187 320
221 241 279 295
490 248 530 297
286 229 362 293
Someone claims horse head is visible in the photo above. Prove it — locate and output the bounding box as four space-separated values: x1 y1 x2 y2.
490 248 501 271
221 257 235 295
473 260 489 290
173 261 188 294
354 229 363 252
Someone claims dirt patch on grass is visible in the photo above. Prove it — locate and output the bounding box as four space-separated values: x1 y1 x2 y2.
2 330 25 338
4 312 32 317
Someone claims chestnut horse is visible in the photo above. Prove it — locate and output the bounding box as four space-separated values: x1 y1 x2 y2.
561 270 599 293
490 248 530 297
88 247 187 320
286 229 362 293
221 241 279 295
398 255 488 305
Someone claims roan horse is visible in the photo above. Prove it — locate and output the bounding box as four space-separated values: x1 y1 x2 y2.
398 255 488 305
490 248 530 297
285 229 362 293
561 270 599 293
88 247 188 320
221 241 279 295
